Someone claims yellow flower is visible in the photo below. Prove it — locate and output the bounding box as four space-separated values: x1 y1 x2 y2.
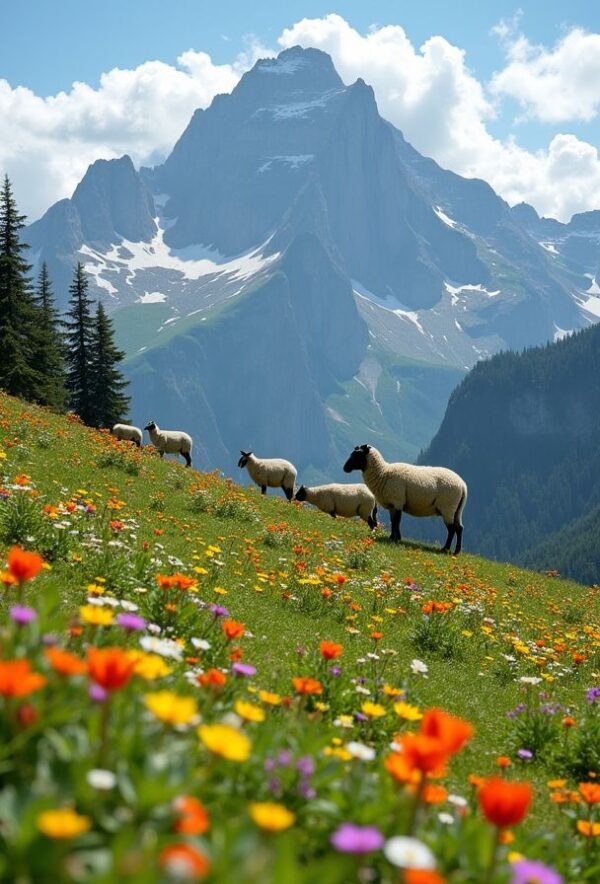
79 605 114 626
38 808 91 839
383 685 404 698
249 802 295 832
361 701 386 719
259 690 281 706
193 566 209 575
144 691 198 726
324 746 353 761
234 699 266 722
393 702 423 721
198 724 251 761
86 583 105 595
128 651 172 680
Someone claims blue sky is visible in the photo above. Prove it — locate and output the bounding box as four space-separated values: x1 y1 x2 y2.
2 1 600 221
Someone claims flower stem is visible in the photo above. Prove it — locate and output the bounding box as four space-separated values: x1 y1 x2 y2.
484 827 502 884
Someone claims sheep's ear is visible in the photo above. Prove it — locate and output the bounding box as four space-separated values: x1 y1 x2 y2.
360 443 371 452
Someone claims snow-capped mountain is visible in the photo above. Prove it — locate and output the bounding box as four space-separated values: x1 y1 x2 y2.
25 46 600 475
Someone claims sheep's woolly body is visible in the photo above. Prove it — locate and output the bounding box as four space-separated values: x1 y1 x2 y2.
145 422 193 466
111 424 143 446
301 484 376 524
243 454 297 492
362 450 466 526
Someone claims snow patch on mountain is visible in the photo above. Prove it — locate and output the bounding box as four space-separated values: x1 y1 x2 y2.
433 206 458 229
137 292 167 304
257 155 314 173
539 241 559 255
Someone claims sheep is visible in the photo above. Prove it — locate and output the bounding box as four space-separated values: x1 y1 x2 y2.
343 444 467 554
294 483 378 529
144 421 193 467
111 423 143 448
237 450 297 500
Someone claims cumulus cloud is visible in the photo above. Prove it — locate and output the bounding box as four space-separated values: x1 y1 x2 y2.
490 27 600 123
278 14 600 220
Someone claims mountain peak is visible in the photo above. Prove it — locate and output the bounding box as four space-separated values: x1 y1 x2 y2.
236 45 343 100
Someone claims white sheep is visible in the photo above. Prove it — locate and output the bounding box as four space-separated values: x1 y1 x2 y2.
343 444 467 553
111 423 143 447
237 450 297 500
144 421 193 467
294 483 378 529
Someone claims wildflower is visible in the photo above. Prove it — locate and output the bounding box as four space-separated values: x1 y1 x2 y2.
144 691 198 726
496 756 512 768
116 612 147 631
198 723 251 761
9 605 37 625
586 686 600 704
259 690 281 706
222 619 245 640
232 662 256 678
37 808 91 839
173 796 210 835
86 769 117 790
579 782 600 804
128 651 172 680
45 647 88 676
292 676 323 695
394 702 423 721
385 752 420 785
519 676 542 685
510 859 563 883
0 659 46 697
423 784 448 804
478 777 532 828
249 802 295 832
320 640 343 660
577 820 600 836
198 668 227 689
330 823 385 854
234 699 265 722
405 872 446 884
420 708 473 755
5 546 44 583
160 843 211 879
393 733 449 775
384 836 436 869
410 659 429 677
80 605 114 626
346 742 376 761
361 701 386 719
87 647 136 691
517 749 533 760
140 636 183 660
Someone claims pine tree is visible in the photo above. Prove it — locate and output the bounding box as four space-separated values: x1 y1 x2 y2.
32 262 68 410
63 262 95 424
89 301 130 428
0 175 45 400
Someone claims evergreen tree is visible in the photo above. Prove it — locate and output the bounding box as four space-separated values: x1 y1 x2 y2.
89 301 130 428
0 175 45 400
63 262 95 424
32 262 68 410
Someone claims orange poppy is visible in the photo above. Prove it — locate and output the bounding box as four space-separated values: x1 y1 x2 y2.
579 782 600 804
45 647 88 676
423 783 448 804
222 620 245 641
87 647 136 691
292 676 323 695
478 777 532 828
320 640 343 660
0 659 47 697
385 752 420 784
405 872 446 884
395 733 449 776
173 796 210 835
160 843 211 878
6 546 44 582
420 708 473 756
197 668 227 689
577 820 600 837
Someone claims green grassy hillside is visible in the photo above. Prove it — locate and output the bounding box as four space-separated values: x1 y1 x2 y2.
0 393 599 882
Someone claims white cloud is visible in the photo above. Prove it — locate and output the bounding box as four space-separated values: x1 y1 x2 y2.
491 27 600 123
278 14 600 221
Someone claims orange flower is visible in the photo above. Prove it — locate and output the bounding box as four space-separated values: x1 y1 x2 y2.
420 708 473 756
496 756 511 768
197 668 227 689
423 784 448 804
173 796 210 835
385 752 420 785
160 843 211 878
45 647 88 677
87 647 136 691
579 782 600 804
320 640 343 660
478 777 532 828
222 619 245 641
577 820 600 837
395 733 449 776
562 716 576 728
405 872 446 884
370 631 383 641
292 676 323 695
6 546 44 582
0 659 47 697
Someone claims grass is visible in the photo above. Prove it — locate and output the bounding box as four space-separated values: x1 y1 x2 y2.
1 392 599 880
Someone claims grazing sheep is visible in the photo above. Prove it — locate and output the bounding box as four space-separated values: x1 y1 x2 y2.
111 423 143 448
144 421 193 467
237 451 297 500
294 483 378 529
343 444 467 554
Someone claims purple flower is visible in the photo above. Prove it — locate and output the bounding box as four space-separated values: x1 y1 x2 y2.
42 633 58 646
586 686 600 704
355 712 368 722
511 859 563 884
296 645 306 657
210 604 229 618
330 823 384 854
297 755 315 778
298 779 316 799
232 662 256 678
329 666 342 677
264 757 276 772
116 612 146 631
277 750 292 767
517 749 533 760
9 605 37 625
89 683 108 703
268 777 281 795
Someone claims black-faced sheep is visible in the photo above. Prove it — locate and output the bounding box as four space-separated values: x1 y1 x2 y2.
237 451 297 500
111 423 143 447
144 421 193 467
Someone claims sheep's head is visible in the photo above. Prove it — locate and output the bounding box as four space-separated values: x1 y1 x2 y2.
343 444 370 473
144 421 157 432
238 450 252 468
294 485 308 502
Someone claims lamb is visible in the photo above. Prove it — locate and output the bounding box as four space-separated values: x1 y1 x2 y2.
343 444 467 554
111 423 143 447
294 483 378 529
237 451 297 500
144 421 193 467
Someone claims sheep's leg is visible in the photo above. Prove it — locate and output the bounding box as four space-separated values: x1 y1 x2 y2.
329 511 337 518
135 440 141 448
453 525 463 555
390 510 402 542
261 485 267 495
442 523 456 553
284 487 293 502
159 451 165 458
182 451 192 468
